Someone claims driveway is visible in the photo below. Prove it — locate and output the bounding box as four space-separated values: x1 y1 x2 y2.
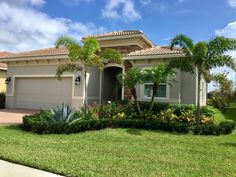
0 109 39 125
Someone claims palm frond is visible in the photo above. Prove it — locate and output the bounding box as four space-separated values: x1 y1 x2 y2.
56 63 83 80
205 55 236 71
207 36 236 58
55 36 78 48
170 34 194 52
168 58 195 74
100 48 123 64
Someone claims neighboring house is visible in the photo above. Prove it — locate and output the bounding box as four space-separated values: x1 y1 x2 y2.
0 30 207 110
0 52 9 92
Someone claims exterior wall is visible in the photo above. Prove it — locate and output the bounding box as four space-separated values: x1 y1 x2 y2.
130 59 181 104
126 58 206 105
5 60 85 109
87 67 100 104
0 70 7 92
180 71 197 105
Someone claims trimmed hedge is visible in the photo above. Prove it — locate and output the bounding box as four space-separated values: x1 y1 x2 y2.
22 114 235 135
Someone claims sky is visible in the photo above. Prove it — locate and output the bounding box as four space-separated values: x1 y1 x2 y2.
0 0 235 89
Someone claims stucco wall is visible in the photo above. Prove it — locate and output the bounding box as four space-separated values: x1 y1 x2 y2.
5 63 85 109
0 70 7 92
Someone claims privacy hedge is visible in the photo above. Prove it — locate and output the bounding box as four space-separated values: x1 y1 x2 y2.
22 113 235 135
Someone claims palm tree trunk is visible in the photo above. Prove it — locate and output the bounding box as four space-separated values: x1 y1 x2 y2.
84 68 88 113
149 82 158 112
131 87 141 115
196 68 201 125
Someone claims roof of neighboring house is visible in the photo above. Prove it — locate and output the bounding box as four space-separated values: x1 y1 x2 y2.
125 46 184 57
0 52 10 69
0 48 68 59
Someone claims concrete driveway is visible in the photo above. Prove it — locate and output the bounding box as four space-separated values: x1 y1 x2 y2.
0 109 39 125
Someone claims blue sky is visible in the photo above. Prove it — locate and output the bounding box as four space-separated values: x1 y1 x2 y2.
0 0 235 88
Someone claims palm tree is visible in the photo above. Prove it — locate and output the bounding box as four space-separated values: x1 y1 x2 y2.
169 34 236 124
118 68 144 115
55 36 122 111
143 65 176 112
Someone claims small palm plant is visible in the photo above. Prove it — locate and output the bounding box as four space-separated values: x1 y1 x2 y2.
143 65 176 112
118 68 144 115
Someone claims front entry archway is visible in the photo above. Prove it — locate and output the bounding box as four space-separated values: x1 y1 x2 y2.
101 66 122 103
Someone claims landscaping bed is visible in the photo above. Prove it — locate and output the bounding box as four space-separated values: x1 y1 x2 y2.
22 102 235 135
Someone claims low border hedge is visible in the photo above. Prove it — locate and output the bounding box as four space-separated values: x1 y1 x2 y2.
22 115 235 135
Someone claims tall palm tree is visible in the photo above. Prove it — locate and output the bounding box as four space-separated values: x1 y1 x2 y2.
55 36 122 111
143 65 176 112
169 34 236 124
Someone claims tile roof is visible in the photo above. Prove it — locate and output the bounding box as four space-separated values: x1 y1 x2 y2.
84 30 144 38
0 48 68 58
126 46 184 57
0 52 11 69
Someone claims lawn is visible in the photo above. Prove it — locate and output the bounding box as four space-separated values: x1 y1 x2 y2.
0 109 235 177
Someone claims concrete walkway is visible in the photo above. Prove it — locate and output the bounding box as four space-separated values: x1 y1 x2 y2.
0 160 64 177
0 109 38 125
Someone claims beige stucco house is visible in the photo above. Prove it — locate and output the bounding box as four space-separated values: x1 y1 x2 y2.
0 63 7 92
0 30 207 110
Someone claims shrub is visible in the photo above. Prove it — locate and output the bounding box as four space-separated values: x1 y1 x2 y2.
193 121 235 135
192 124 222 135
219 121 236 134
0 92 5 109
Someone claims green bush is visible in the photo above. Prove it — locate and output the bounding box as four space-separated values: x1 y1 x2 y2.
219 121 236 134
192 121 235 135
0 92 6 109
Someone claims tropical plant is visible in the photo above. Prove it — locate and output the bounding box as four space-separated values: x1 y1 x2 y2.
118 68 144 114
169 34 236 124
49 104 75 122
55 36 122 112
211 73 234 111
143 65 176 111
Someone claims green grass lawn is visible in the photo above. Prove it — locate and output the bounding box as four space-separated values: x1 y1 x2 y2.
0 109 235 177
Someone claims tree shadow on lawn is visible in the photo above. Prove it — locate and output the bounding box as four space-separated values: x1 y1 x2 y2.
223 108 236 122
220 142 236 148
126 128 142 136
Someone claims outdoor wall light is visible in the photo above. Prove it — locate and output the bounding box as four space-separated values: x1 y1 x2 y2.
5 77 11 85
75 76 81 85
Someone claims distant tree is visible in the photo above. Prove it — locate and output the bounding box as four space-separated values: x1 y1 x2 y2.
169 34 236 124
211 73 234 111
55 36 122 112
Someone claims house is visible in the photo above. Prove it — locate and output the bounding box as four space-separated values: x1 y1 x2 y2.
0 52 9 93
0 30 207 110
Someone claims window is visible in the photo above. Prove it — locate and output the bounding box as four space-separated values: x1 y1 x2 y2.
144 83 167 98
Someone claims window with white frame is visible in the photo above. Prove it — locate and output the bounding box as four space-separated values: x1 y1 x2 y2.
144 82 167 98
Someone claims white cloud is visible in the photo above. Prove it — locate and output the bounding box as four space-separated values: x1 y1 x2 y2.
215 21 236 38
228 0 236 8
0 1 104 52
102 0 141 22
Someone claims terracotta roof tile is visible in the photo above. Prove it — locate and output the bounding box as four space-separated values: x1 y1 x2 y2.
84 30 144 38
0 52 10 69
126 46 184 57
0 48 68 58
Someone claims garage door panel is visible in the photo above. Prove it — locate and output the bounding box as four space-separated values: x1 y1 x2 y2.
15 77 72 110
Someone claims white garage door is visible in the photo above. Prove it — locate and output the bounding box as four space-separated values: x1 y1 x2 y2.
14 77 73 110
